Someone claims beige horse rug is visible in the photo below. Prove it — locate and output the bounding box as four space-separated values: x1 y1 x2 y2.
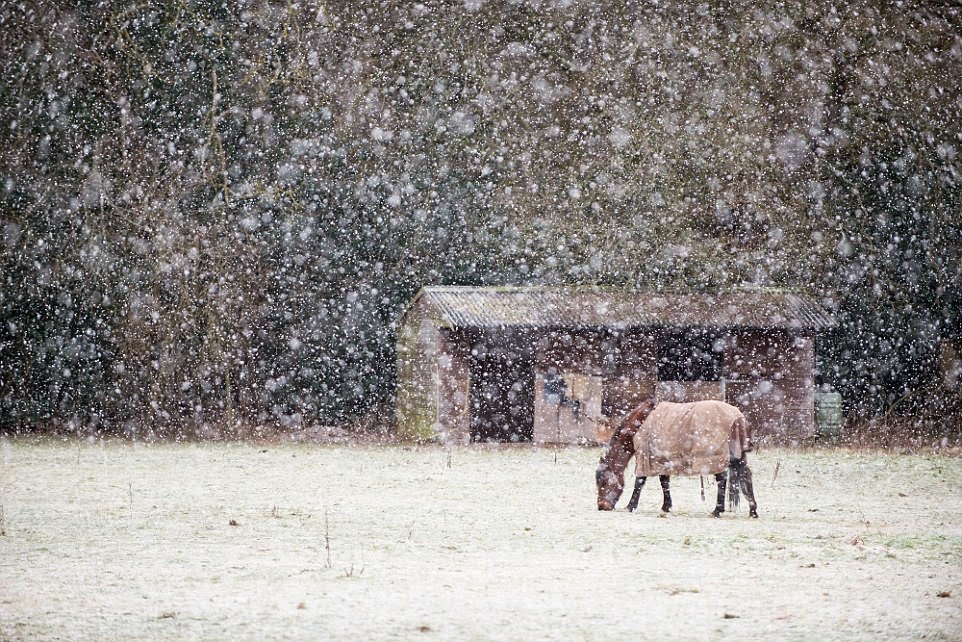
633 400 750 478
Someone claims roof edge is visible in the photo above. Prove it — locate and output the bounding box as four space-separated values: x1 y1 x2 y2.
398 284 836 331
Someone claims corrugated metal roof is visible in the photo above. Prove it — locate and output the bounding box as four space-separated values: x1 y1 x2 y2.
409 286 835 331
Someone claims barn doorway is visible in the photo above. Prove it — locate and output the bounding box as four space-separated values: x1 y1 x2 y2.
656 329 726 402
469 332 535 442
657 329 723 382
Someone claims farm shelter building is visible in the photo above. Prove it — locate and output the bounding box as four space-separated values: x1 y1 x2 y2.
396 286 836 444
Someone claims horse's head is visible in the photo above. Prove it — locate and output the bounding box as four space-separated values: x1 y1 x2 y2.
596 399 656 510
596 454 625 511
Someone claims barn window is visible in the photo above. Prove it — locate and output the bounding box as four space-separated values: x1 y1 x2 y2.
657 330 722 381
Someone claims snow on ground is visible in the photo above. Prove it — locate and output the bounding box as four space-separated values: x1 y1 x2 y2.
1 439 960 641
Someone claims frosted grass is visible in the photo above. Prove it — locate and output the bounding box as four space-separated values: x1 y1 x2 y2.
1 440 960 641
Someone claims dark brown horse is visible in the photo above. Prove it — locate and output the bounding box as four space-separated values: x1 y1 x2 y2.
596 400 658 511
595 399 758 518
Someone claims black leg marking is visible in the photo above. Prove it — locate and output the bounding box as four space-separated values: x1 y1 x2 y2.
626 476 647 512
659 475 672 512
712 471 727 517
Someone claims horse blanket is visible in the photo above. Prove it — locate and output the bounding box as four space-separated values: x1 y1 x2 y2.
633 400 750 478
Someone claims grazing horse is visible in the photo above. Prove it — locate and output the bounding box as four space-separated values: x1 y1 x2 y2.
595 399 758 518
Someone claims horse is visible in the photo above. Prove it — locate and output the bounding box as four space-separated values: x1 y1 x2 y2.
595 399 758 518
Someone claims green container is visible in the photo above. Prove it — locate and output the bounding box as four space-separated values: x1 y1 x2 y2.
814 391 843 438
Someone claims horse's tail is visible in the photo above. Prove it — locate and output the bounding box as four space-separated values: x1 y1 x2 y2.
732 415 751 456
728 414 748 512
728 461 740 512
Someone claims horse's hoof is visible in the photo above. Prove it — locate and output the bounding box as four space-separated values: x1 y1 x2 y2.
750 509 759 518
711 509 723 518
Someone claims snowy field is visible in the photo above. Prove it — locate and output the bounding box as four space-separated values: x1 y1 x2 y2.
1 439 960 641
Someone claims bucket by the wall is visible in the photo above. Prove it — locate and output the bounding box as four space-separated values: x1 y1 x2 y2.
814 390 843 438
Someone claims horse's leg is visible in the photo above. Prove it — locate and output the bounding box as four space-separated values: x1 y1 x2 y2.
626 476 647 512
736 459 759 518
712 470 727 517
659 475 672 513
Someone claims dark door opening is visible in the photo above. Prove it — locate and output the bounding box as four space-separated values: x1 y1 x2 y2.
657 330 723 382
469 334 534 442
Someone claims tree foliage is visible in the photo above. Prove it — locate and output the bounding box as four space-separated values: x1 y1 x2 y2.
2 0 960 433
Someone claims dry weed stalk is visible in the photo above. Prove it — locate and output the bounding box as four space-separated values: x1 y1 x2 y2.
324 508 332 568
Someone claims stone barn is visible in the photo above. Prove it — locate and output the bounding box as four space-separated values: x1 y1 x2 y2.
396 286 835 445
